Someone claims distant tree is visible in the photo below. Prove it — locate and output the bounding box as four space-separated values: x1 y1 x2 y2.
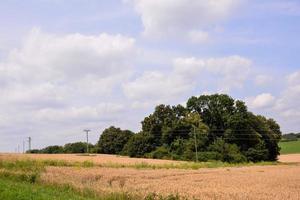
282 133 300 141
26 149 40 154
64 142 91 153
97 126 134 154
41 145 64 154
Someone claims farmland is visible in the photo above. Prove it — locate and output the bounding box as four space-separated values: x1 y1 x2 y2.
280 140 300 154
1 154 300 200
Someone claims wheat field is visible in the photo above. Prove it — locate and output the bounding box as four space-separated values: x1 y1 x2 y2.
1 153 300 200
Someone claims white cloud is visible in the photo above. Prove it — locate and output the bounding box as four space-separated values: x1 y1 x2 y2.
0 29 137 151
275 75 300 117
123 55 252 107
4 28 135 83
246 93 275 109
123 71 192 104
271 72 300 132
246 71 300 133
187 30 210 44
34 103 125 123
287 71 300 85
173 55 252 92
127 0 242 39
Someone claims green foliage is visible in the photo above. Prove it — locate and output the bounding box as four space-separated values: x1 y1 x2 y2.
208 139 247 163
146 146 171 159
64 142 93 154
41 145 64 154
282 133 300 141
97 126 134 154
123 132 156 157
121 94 282 163
29 142 94 154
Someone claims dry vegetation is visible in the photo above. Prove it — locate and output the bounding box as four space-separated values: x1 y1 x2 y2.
1 153 300 200
0 153 184 165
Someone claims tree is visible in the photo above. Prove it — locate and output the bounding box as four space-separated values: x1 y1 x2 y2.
97 126 134 154
64 142 90 153
123 132 156 157
142 105 181 146
187 94 235 139
41 145 64 154
28 94 282 163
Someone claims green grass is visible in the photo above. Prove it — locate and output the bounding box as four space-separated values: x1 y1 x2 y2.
0 177 183 200
0 178 96 200
279 139 300 154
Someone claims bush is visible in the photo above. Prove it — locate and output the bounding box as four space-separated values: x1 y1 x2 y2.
245 147 269 162
208 139 247 163
146 146 170 159
197 152 222 162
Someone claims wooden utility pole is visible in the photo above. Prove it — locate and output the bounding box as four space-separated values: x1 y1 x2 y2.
194 126 198 162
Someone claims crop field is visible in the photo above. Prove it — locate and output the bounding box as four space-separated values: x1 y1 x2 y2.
280 140 300 154
1 153 300 200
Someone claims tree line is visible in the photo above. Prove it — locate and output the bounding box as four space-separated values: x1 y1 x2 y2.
281 133 300 142
29 94 282 163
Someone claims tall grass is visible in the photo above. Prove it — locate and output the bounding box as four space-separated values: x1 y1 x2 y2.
0 157 279 172
0 159 186 200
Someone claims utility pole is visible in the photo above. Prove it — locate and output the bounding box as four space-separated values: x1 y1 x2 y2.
23 140 25 154
83 130 91 154
28 137 31 152
193 126 198 162
18 145 20 153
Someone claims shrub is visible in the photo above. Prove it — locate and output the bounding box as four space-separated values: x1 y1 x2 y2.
197 152 222 162
146 146 170 159
208 139 247 163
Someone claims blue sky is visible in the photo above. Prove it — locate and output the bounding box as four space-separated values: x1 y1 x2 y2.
0 0 300 152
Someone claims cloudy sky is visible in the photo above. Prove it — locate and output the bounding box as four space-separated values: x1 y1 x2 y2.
0 0 300 152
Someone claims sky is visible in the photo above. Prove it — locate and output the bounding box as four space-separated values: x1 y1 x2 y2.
0 0 300 152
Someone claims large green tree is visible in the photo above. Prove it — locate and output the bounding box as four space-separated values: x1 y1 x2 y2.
97 126 134 154
123 132 156 157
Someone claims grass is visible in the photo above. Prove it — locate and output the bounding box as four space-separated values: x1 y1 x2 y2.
0 156 294 200
279 139 300 154
0 177 136 200
0 177 183 200
0 159 183 200
0 157 279 171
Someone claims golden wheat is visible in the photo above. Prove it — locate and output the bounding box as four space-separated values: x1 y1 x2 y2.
1 153 300 199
